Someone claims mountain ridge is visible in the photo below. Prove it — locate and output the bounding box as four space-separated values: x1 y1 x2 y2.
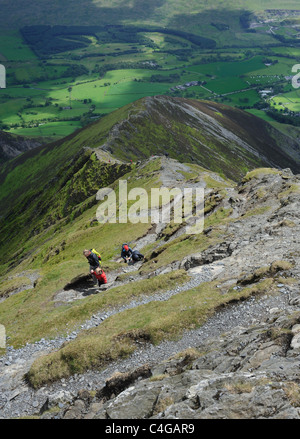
95 96 300 178
0 95 299 273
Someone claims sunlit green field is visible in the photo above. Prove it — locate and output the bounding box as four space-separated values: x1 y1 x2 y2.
0 1 299 140
0 29 36 61
10 121 82 138
270 90 300 113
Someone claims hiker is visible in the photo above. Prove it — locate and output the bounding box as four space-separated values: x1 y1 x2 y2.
92 268 107 286
83 249 106 286
131 250 144 263
121 244 133 263
83 249 101 272
121 244 144 264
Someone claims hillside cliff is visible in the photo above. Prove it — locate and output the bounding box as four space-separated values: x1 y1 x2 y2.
0 161 300 419
0 130 43 165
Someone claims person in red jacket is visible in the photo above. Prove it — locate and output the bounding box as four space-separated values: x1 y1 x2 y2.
92 268 107 286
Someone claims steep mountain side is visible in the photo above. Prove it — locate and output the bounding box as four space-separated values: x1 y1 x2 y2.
0 149 130 273
0 95 299 272
0 164 300 419
0 156 235 348
0 130 43 165
1 96 298 215
0 102 133 219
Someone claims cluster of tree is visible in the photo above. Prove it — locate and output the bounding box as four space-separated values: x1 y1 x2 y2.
0 121 10 130
20 25 100 56
272 33 300 45
162 48 194 61
150 73 180 83
97 26 157 47
211 22 229 31
80 112 104 127
69 48 141 61
93 60 159 76
253 101 270 110
98 24 216 48
20 24 216 58
267 109 300 126
164 36 188 47
262 57 278 65
239 11 252 29
7 71 50 86
147 26 216 48
62 64 89 78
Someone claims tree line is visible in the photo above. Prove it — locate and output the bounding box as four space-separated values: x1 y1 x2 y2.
20 24 216 57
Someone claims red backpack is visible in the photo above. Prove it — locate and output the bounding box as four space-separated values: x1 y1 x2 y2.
93 269 107 284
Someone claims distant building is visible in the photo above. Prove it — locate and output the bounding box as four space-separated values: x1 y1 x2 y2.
259 89 273 98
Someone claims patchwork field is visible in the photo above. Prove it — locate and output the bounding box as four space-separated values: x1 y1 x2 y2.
0 4 300 139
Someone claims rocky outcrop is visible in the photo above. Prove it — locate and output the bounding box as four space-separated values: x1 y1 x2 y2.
41 306 300 419
180 241 234 270
0 130 43 164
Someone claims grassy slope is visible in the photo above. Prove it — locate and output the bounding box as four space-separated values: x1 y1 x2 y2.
27 277 278 388
0 151 293 387
0 107 131 276
0 156 232 346
0 150 242 388
24 166 297 387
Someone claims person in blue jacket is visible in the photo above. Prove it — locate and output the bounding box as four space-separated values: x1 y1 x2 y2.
121 244 133 263
121 244 144 263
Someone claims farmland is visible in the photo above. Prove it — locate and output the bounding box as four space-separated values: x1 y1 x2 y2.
0 6 300 140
